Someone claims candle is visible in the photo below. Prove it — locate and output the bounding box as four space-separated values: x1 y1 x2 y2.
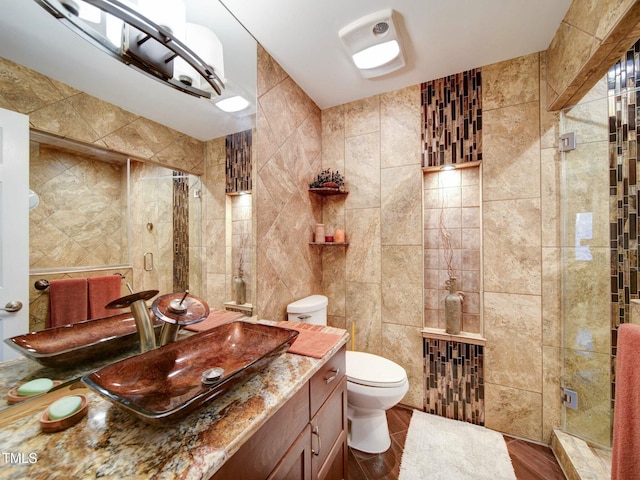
315 224 326 243
334 229 345 243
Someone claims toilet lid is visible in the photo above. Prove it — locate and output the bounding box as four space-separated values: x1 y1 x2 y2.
346 351 407 388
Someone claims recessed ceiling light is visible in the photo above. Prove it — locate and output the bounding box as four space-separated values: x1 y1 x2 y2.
215 95 250 113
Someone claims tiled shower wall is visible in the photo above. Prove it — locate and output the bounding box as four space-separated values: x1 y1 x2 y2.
29 143 128 269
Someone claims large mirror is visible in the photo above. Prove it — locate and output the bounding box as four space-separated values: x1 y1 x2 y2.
0 0 257 411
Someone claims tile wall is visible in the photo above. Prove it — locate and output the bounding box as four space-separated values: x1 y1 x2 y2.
423 167 482 333
546 0 640 110
225 130 252 194
424 337 485 424
29 143 127 269
254 46 323 322
320 86 424 409
422 69 482 167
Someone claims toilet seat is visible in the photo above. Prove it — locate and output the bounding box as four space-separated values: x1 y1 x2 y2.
346 351 407 388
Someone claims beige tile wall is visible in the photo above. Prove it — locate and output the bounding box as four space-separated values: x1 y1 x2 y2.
424 167 482 333
546 0 640 110
0 57 205 175
254 46 323 322
29 143 127 269
320 86 424 409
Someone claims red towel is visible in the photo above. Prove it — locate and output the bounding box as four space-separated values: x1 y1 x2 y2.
46 278 88 328
184 309 246 332
612 323 640 480
277 321 342 358
87 275 123 319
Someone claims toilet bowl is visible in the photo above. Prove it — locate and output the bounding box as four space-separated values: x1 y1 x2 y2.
346 350 409 453
286 295 409 454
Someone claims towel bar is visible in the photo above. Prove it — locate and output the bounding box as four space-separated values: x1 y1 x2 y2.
34 273 125 291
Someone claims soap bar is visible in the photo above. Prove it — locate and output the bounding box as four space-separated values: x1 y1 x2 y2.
48 395 83 420
17 378 54 397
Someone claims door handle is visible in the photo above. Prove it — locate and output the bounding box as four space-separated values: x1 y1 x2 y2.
0 301 23 313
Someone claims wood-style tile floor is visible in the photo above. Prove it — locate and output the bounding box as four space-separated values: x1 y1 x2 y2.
347 406 567 480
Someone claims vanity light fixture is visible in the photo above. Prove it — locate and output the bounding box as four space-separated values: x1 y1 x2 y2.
33 0 225 98
440 164 456 171
338 9 406 78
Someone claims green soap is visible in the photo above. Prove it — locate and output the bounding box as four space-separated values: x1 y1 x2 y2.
17 378 54 397
48 395 83 420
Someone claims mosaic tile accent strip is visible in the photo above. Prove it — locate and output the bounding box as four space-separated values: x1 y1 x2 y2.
423 338 484 425
421 69 482 168
608 39 640 408
225 130 252 194
173 171 189 292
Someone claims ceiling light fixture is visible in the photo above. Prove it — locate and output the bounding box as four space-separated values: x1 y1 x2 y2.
33 0 225 98
339 9 406 78
215 95 250 113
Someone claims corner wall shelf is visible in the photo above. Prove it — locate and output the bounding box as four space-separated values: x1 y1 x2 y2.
308 188 348 196
309 242 349 247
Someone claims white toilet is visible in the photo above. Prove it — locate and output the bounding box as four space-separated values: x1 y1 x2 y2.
286 295 409 454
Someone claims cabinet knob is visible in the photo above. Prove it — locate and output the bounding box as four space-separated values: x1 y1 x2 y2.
325 367 340 384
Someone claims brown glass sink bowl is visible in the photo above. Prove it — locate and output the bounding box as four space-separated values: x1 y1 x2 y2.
4 313 162 368
82 321 299 425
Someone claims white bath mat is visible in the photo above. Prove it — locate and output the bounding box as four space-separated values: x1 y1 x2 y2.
399 410 516 480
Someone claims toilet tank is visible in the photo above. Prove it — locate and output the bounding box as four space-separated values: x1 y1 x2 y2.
286 295 328 325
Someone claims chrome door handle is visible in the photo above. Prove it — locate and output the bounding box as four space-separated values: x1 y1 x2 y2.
0 301 23 313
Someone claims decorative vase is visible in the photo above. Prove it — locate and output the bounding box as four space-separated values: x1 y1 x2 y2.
234 275 246 305
444 277 464 335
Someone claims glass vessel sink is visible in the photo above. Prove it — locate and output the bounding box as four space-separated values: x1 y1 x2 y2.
5 313 162 368
82 321 299 424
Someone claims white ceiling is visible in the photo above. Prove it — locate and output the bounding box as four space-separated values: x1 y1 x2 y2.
0 0 572 140
221 0 573 109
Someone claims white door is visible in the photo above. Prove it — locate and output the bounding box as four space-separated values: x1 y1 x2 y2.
0 108 29 360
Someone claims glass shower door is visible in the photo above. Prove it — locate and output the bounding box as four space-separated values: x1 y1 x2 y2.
560 87 612 447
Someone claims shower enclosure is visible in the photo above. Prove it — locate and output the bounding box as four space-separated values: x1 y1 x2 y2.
560 49 640 447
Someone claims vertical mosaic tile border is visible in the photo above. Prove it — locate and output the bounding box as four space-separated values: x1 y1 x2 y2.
608 40 640 408
225 130 253 194
173 171 189 292
421 69 483 168
423 337 485 425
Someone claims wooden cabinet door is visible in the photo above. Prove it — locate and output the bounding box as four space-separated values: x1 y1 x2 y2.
311 378 347 480
267 424 312 480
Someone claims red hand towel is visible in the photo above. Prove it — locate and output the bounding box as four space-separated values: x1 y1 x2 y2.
87 275 123 319
612 323 640 480
277 321 342 359
185 309 246 332
46 278 88 328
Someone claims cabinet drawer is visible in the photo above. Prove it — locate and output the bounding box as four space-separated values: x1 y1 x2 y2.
311 377 347 480
310 346 346 417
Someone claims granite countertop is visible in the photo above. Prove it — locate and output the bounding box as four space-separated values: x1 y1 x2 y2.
0 322 348 480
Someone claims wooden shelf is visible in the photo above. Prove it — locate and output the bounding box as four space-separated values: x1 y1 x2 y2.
308 188 348 196
309 242 349 247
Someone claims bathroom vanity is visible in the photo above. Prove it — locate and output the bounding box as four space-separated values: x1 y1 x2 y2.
0 322 348 480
